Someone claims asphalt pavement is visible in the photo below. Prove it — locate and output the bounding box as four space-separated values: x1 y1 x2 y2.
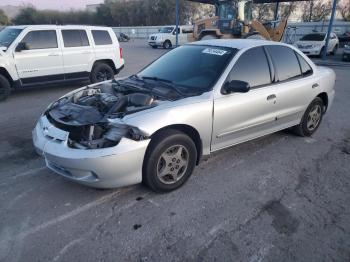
0 39 349 262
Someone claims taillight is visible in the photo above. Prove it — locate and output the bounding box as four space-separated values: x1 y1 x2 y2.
119 47 123 60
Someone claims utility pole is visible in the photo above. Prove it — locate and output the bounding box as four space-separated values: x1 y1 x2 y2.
322 0 337 60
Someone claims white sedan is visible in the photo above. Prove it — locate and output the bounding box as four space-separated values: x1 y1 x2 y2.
294 32 339 57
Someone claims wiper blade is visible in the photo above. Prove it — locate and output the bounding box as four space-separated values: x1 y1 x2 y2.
139 76 184 96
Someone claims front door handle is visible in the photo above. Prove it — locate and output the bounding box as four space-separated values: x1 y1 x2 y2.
267 94 276 101
312 83 319 89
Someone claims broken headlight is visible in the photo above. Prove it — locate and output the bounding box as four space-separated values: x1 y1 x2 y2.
68 123 149 150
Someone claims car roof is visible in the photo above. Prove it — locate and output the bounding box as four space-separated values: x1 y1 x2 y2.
4 25 112 30
189 39 291 50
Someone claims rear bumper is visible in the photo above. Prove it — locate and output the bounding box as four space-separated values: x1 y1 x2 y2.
33 116 150 189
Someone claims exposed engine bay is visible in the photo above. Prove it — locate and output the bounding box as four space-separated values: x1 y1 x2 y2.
46 79 168 150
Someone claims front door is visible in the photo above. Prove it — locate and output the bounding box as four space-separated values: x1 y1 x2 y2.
212 46 278 151
14 30 64 85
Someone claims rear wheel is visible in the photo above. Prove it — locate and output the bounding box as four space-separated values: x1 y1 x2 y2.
90 62 114 83
143 130 197 193
293 97 324 137
163 40 172 49
0 75 11 102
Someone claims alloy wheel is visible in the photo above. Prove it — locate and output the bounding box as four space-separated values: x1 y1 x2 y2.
156 145 189 184
306 104 322 131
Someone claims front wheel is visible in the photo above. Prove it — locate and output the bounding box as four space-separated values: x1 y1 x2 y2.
90 63 115 83
293 97 324 137
143 130 197 193
163 40 172 49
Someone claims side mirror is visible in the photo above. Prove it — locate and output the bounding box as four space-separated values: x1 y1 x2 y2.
222 80 250 94
15 42 29 52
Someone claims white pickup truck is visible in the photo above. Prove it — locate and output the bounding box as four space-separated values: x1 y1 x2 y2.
0 25 125 101
148 26 193 49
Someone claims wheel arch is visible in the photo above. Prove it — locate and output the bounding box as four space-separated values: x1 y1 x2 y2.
317 92 328 112
148 124 203 165
92 59 118 74
0 67 14 86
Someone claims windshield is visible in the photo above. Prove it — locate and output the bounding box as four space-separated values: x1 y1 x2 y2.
159 27 174 34
138 45 236 94
300 33 325 41
218 2 236 19
0 28 23 48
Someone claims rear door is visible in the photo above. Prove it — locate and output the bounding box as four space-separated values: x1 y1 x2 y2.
91 29 116 65
264 45 317 129
60 29 94 80
212 46 278 151
14 29 64 85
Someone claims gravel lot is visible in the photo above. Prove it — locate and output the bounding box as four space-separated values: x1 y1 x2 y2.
0 40 349 262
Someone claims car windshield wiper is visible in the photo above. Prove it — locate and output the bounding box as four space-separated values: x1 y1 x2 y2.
138 75 185 96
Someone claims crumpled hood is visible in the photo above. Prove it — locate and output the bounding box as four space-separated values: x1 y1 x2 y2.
46 79 175 128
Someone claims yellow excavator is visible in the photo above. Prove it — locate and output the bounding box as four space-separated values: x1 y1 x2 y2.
187 0 305 42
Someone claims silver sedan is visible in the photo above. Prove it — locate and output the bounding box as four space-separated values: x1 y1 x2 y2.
33 39 336 192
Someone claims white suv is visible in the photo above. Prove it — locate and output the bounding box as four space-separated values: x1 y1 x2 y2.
0 25 125 101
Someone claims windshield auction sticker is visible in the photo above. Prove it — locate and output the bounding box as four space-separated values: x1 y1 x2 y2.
202 48 228 56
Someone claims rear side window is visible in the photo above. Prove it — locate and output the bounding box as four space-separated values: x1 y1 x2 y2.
92 30 112 45
62 30 89 47
296 53 313 76
21 30 57 49
266 45 301 81
227 47 271 88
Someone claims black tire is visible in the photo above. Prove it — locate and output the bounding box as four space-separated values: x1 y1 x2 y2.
163 40 172 49
0 75 11 102
90 62 115 83
293 97 324 137
331 44 338 55
143 129 197 193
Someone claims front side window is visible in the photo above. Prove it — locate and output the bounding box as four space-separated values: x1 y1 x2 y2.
92 30 112 45
138 45 236 93
159 27 174 34
21 30 58 50
0 28 23 48
266 45 301 82
227 47 271 88
62 30 89 47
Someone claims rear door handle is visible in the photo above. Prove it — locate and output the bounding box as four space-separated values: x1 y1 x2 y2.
312 83 319 88
267 94 276 101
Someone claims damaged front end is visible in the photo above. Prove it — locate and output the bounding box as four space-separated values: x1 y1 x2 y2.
45 80 162 150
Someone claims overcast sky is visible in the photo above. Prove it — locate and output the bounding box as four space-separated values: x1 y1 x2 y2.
1 0 104 10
